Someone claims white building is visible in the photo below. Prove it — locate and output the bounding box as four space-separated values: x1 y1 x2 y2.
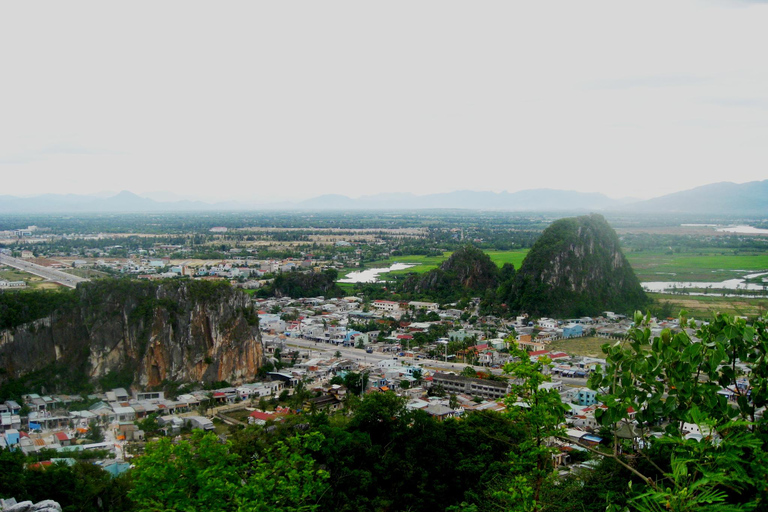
373 300 401 313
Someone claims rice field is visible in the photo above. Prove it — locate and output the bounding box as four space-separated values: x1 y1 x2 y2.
625 251 768 282
361 250 530 279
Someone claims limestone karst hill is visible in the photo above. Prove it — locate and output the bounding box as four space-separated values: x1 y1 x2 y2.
0 279 262 393
510 213 648 317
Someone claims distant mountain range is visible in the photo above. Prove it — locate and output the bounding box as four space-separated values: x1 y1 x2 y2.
1 180 766 215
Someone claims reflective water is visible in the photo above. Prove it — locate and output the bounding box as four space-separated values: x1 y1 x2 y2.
642 271 768 295
716 225 768 234
338 263 416 283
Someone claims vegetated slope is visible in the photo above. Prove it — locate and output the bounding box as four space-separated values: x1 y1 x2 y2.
261 268 343 298
511 213 648 317
0 279 263 396
401 245 500 301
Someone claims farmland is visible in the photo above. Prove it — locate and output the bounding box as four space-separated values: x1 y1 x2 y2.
625 250 768 282
357 250 530 279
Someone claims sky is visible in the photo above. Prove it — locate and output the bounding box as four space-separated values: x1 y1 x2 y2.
1 0 767 203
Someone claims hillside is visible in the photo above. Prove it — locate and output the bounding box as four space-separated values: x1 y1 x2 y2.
620 179 768 215
510 214 648 317
400 245 500 301
0 279 263 396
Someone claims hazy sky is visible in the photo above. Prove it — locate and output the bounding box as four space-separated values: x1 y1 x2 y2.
2 1 767 203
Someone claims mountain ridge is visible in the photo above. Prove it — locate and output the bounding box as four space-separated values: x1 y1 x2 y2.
0 180 765 214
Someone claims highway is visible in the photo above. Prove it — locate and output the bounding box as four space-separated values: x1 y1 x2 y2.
0 253 89 289
284 336 500 374
280 336 591 387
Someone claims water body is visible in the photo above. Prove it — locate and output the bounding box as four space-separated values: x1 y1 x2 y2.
338 263 416 283
642 271 768 295
716 225 768 235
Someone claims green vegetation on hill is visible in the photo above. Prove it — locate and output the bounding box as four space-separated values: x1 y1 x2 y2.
399 245 503 302
0 288 79 330
259 269 343 299
511 214 648 317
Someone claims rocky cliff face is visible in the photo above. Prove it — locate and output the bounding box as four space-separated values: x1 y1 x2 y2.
0 280 263 391
511 214 648 317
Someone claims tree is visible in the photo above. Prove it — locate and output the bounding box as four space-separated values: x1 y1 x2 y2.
237 432 330 512
588 311 768 511
501 336 566 512
129 431 241 511
343 371 369 396
88 421 104 443
130 430 329 512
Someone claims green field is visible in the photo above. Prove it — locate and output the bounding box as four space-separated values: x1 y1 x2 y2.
549 336 610 358
648 293 768 319
626 251 768 282
338 248 768 319
351 250 530 280
346 249 768 284
0 268 61 290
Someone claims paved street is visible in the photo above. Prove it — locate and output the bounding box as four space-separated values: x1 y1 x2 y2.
285 336 498 374
280 335 591 387
0 253 89 289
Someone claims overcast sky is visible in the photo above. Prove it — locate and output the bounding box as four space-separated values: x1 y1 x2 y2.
1 0 767 203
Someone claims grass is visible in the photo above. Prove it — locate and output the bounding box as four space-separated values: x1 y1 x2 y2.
649 293 768 319
61 268 109 279
549 336 611 358
626 251 768 282
347 248 768 284
352 250 530 280
0 268 62 290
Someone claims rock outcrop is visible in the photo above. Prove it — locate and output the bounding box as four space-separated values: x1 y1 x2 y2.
510 214 648 317
0 280 263 391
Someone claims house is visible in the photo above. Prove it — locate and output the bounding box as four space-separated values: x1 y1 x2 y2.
574 389 597 406
101 461 131 478
185 416 215 431
4 429 20 448
408 301 439 311
515 335 546 352
111 406 136 422
423 403 456 421
562 323 583 338
157 415 184 435
538 318 558 329
249 411 276 426
305 393 344 413
54 432 71 447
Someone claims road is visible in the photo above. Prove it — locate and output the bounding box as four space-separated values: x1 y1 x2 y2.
0 253 89 289
284 336 495 374
280 336 591 387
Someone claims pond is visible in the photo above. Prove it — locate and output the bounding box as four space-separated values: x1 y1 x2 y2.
338 263 416 283
716 225 768 234
642 271 768 296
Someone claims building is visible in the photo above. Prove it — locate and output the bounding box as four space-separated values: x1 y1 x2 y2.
431 372 510 400
562 323 583 338
372 300 401 313
408 301 439 311
574 388 597 406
